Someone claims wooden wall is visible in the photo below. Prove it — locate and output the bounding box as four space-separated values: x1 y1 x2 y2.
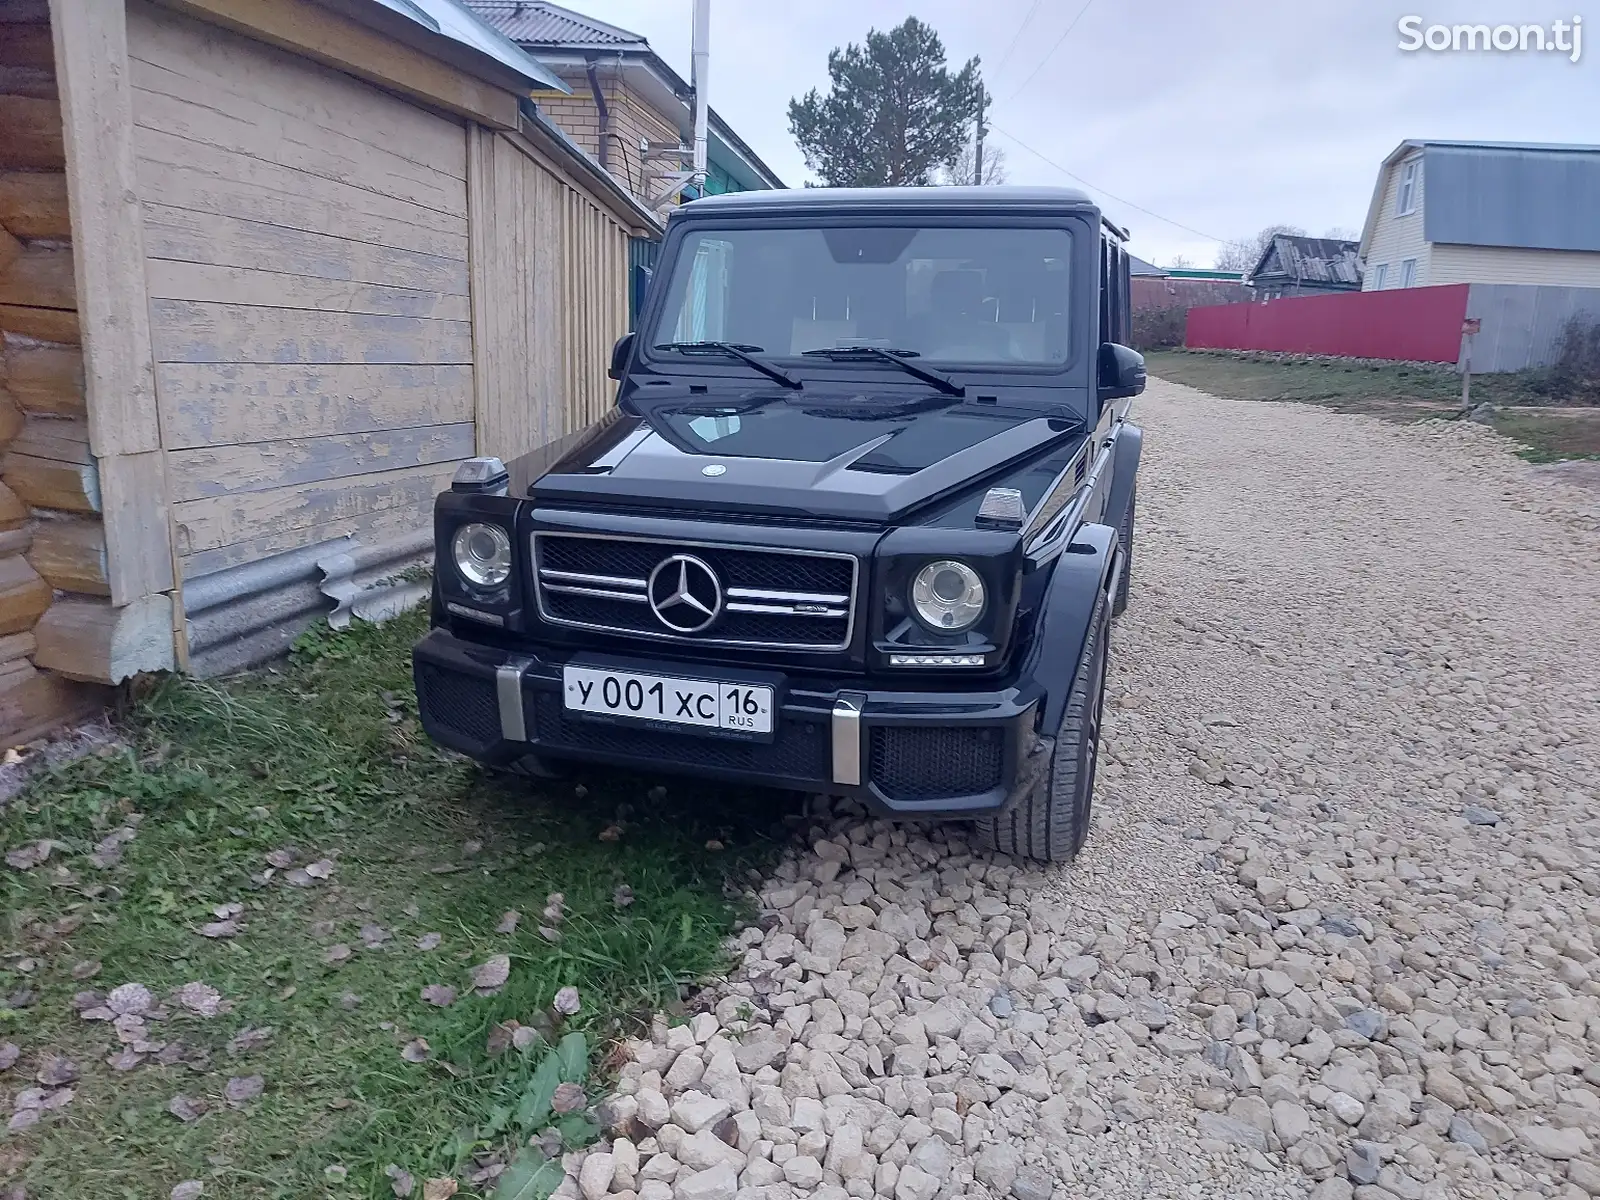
126 0 474 581
468 127 630 463
0 0 107 738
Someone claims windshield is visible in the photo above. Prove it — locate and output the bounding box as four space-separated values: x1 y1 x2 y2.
648 225 1074 366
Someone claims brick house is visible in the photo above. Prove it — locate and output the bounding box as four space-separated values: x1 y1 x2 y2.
465 1 784 215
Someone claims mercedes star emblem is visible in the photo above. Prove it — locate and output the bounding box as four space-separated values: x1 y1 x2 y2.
647 553 723 633
702 464 727 477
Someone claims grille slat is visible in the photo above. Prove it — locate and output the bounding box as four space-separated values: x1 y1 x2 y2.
869 726 1005 801
534 534 857 650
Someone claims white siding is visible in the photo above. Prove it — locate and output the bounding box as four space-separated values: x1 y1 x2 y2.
1363 154 1430 289
125 0 473 580
1429 243 1600 288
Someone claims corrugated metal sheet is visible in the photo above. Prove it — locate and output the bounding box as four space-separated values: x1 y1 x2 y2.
184 533 433 677
465 1 647 50
1424 144 1600 253
371 0 571 91
1463 283 1600 372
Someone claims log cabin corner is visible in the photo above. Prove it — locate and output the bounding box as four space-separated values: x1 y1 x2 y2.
0 0 660 742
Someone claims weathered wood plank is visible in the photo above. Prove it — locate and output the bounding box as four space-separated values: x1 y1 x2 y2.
154 362 473 448
168 422 474 500
143 204 468 295
10 413 90 465
0 388 25 445
133 128 467 255
146 0 520 129
178 494 434 579
51 0 165 466
95 449 175 602
3 339 84 416
0 553 52 634
0 669 105 746
149 299 473 365
0 244 74 310
0 523 28 559
130 79 466 218
144 260 470 321
2 453 99 512
0 172 72 238
0 64 55 98
0 227 19 276
0 2 50 24
27 514 108 595
0 94 63 169
33 593 174 681
0 482 28 530
127 4 467 178
0 630 37 661
172 459 455 555
0 20 54 65
0 304 79 342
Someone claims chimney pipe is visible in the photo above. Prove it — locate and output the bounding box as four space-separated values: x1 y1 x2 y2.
690 0 710 191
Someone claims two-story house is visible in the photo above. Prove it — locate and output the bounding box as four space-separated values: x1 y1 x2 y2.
1359 139 1600 291
465 1 784 214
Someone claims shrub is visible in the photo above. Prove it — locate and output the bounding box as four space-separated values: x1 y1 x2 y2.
1549 316 1600 404
1131 305 1187 351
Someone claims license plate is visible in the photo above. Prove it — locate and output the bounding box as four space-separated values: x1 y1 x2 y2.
562 666 774 735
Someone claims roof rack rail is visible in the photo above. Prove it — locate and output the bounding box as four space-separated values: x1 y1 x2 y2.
1101 215 1131 242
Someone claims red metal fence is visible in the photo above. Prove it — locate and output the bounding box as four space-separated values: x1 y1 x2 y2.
1185 284 1471 363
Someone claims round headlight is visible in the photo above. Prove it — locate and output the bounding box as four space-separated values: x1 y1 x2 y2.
452 522 511 588
910 560 985 631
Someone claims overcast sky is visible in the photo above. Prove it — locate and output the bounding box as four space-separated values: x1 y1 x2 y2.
559 0 1595 266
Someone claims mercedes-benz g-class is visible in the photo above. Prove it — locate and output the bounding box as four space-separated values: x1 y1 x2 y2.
412 185 1144 862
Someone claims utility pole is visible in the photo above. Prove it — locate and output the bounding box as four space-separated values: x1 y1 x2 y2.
973 85 986 185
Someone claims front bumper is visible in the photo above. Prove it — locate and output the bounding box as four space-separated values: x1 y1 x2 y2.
412 628 1049 817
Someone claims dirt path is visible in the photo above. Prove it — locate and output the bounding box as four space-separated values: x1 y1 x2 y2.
576 379 1600 1200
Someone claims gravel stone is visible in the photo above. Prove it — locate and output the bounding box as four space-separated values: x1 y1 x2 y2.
598 381 1600 1200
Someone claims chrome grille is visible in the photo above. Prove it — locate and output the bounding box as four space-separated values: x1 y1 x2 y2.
533 533 857 650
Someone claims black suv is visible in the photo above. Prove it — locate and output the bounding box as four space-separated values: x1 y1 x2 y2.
413 186 1144 862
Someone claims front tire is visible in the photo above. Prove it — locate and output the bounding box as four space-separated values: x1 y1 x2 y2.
1112 482 1135 617
976 588 1111 862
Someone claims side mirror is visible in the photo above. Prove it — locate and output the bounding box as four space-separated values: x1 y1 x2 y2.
608 331 636 381
1098 342 1146 401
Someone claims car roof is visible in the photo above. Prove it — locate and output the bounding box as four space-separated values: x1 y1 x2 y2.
677 184 1099 218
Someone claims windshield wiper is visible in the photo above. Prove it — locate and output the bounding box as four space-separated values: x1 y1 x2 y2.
801 347 965 396
654 341 802 390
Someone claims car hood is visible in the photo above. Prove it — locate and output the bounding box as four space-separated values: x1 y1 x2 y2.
510 402 1084 525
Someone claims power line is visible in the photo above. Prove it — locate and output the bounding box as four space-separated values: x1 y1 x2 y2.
989 123 1228 244
1002 0 1099 103
992 0 1047 80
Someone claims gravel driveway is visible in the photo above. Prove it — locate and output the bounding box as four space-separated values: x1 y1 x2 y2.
567 379 1600 1200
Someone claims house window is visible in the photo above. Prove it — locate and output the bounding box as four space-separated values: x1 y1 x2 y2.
1371 263 1388 290
1396 160 1420 216
1399 258 1418 287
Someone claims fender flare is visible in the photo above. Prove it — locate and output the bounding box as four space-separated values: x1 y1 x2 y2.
1104 420 1143 537
1024 522 1118 732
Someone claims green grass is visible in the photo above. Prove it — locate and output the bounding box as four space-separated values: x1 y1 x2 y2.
1147 349 1600 461
1 611 786 1199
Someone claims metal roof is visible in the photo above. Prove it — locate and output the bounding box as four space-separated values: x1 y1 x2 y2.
1360 139 1600 257
465 1 647 51
1129 254 1166 276
1250 235 1361 286
1421 143 1600 253
679 185 1098 215
369 0 570 91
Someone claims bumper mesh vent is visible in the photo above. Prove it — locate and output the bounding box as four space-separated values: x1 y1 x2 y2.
415 663 501 753
869 726 1005 802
